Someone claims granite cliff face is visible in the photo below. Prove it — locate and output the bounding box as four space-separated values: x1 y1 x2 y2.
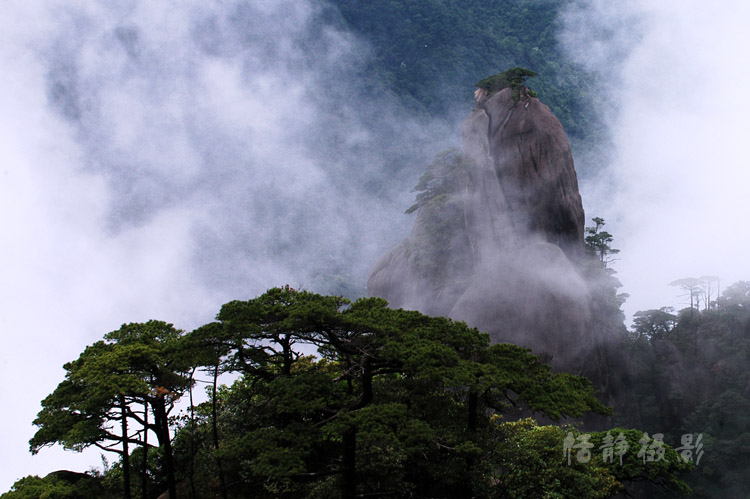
464 86 585 256
368 86 598 367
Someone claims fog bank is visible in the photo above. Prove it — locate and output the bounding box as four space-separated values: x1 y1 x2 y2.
562 0 750 316
0 0 452 489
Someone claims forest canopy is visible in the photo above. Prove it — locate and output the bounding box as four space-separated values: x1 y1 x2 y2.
4 287 696 499
325 0 604 144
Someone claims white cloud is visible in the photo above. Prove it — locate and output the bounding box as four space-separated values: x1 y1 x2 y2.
0 0 448 490
563 0 750 316
0 5 218 490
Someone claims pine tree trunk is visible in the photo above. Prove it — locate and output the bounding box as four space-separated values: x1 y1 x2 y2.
212 364 228 499
121 397 132 499
153 399 177 498
141 402 148 499
188 371 197 498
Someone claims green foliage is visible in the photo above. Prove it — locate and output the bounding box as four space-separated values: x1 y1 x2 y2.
405 148 471 215
405 149 475 287
29 321 194 498
30 321 192 453
14 288 700 498
124 287 619 497
588 429 693 495
0 473 105 499
624 280 750 497
156 287 695 498
496 419 619 498
632 307 678 341
463 418 691 498
585 217 620 267
327 0 605 143
475 66 537 102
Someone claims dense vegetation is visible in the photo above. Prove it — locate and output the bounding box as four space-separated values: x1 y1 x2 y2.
325 0 606 148
623 280 750 498
7 2 744 497
4 287 693 498
475 67 538 101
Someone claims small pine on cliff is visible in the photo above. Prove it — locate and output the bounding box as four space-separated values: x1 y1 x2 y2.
367 72 628 377
475 66 538 101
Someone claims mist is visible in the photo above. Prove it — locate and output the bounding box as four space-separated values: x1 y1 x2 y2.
4 0 748 491
0 0 454 490
561 0 750 317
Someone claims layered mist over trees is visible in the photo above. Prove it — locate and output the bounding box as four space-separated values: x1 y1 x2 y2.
623 281 750 498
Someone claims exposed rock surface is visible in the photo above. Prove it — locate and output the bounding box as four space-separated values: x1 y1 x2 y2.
466 87 585 256
368 87 599 368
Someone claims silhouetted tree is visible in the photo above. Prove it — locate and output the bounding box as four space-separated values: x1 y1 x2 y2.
30 321 193 499
632 307 678 340
585 217 620 267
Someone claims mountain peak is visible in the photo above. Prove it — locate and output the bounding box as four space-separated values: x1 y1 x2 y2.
368 85 594 367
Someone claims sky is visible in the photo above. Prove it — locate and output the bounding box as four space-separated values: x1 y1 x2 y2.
561 0 750 316
0 0 448 489
2 0 750 491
